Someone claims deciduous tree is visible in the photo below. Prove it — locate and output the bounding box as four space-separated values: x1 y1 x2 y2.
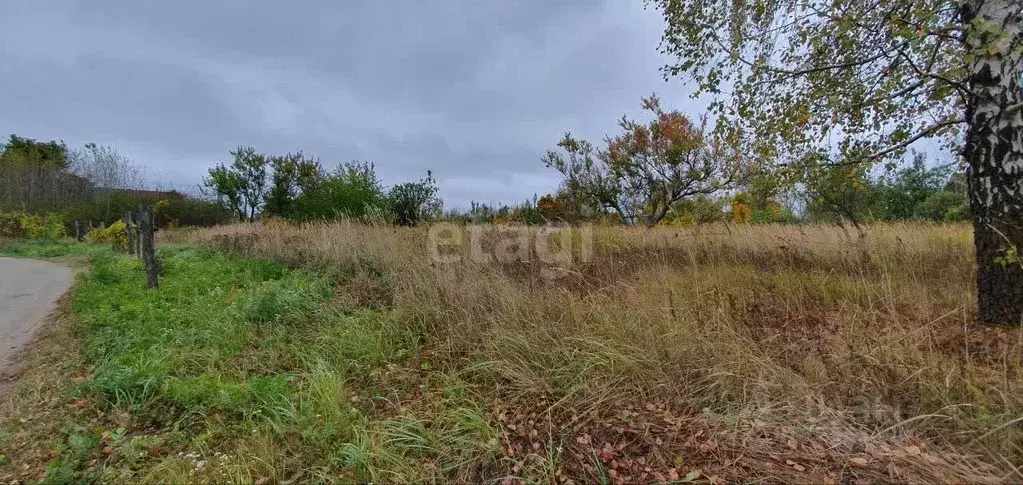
650 0 1023 323
0 135 84 212
203 147 269 222
0 135 68 169
543 95 745 227
263 152 322 218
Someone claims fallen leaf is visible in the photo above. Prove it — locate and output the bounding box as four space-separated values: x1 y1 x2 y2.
904 437 923 448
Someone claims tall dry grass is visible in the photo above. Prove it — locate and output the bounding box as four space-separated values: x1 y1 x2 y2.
165 221 1023 483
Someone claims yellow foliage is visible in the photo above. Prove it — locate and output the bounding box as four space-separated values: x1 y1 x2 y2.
154 198 191 229
731 202 751 224
658 213 695 227
86 220 128 251
154 199 171 214
0 211 66 239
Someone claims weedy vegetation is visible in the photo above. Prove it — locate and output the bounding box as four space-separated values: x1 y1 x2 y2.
1 221 1021 483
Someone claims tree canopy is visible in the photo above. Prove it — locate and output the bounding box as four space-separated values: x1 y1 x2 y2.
650 0 970 166
543 95 747 227
204 147 270 222
1 135 69 169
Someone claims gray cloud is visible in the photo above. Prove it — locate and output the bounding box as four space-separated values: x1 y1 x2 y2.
0 1 695 207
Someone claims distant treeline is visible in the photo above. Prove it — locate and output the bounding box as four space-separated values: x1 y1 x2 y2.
0 135 231 229
202 147 441 226
3 127 968 233
201 142 966 229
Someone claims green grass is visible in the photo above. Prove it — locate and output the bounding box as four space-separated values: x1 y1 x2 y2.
0 239 104 259
0 241 497 483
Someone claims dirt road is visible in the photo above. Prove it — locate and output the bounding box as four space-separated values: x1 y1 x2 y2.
0 257 73 379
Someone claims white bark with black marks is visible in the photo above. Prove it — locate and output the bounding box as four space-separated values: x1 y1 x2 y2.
963 0 1023 324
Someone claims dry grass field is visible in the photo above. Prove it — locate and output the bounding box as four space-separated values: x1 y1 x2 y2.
149 221 1022 483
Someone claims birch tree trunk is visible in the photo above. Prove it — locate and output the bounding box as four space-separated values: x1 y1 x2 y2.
963 0 1023 324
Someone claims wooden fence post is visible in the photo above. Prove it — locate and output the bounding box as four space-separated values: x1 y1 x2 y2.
124 211 135 255
135 214 142 257
138 204 159 289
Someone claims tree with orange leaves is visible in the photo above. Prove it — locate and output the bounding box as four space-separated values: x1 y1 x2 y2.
543 95 747 227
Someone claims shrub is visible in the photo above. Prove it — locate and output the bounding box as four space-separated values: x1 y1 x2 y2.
85 220 128 251
661 196 726 225
0 211 66 239
750 200 796 224
731 201 751 224
66 191 232 229
160 197 233 227
389 171 441 226
290 162 387 222
917 190 968 222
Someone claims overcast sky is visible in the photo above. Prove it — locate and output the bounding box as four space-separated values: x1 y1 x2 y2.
0 1 699 208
